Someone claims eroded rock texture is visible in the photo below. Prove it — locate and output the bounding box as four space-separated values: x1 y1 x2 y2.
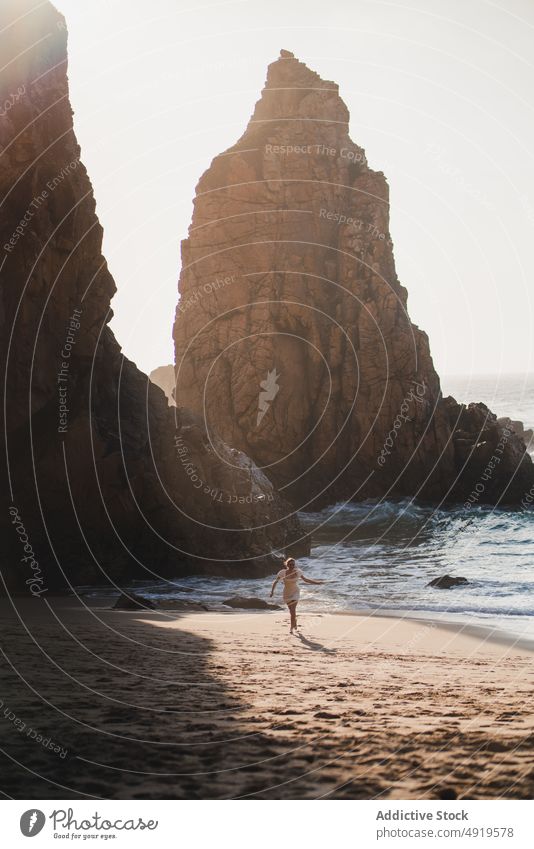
0 2 302 594
173 51 534 507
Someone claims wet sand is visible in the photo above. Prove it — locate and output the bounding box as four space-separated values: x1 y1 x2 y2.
0 597 533 799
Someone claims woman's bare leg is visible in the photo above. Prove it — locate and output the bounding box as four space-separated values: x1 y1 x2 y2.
288 601 297 631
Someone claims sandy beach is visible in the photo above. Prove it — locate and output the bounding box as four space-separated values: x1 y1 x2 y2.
0 597 533 800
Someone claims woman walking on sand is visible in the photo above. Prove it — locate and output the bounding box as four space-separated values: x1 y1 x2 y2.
270 557 325 633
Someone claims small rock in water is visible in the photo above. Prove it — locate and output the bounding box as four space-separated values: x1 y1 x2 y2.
428 575 469 589
223 596 281 610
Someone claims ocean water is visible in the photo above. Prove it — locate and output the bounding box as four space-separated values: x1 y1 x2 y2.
109 374 534 640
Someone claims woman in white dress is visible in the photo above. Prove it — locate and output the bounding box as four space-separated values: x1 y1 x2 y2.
270 557 325 633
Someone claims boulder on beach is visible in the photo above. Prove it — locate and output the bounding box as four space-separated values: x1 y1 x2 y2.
428 575 469 589
113 593 157 610
223 596 282 610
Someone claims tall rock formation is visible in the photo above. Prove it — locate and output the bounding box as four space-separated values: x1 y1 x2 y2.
0 3 303 595
173 51 534 507
150 364 176 406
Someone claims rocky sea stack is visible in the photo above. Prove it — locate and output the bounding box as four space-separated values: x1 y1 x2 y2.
173 50 534 508
0 3 303 594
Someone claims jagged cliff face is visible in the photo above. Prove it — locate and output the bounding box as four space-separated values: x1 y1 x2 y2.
173 51 534 507
0 3 303 594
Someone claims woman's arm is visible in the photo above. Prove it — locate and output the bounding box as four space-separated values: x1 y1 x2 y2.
301 575 326 585
270 576 280 597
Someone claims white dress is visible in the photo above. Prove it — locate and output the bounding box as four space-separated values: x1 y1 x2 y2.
278 568 304 603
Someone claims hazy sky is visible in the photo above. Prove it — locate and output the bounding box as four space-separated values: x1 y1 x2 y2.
52 0 534 381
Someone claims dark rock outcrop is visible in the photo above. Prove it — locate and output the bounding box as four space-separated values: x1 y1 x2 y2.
113 593 157 611
0 2 304 595
444 400 534 506
113 594 209 611
173 50 534 508
223 596 281 610
428 575 469 589
497 417 533 451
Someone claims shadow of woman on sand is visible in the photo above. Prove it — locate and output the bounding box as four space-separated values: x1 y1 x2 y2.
295 631 337 654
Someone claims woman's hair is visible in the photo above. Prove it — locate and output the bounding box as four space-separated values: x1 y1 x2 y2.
284 557 296 569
